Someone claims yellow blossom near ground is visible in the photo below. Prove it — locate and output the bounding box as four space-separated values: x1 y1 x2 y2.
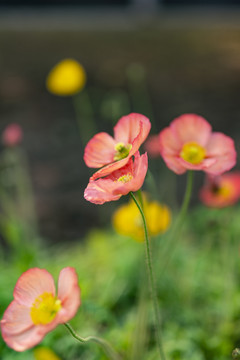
46 59 86 96
112 195 171 242
34 347 61 360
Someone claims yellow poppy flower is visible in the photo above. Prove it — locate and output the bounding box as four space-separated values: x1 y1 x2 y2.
34 347 61 360
112 195 171 242
46 59 86 96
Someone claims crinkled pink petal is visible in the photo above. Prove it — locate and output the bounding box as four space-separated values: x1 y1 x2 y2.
112 152 148 195
84 152 148 204
90 113 150 179
171 114 212 146
205 132 237 175
107 156 134 181
57 267 81 323
128 121 150 159
91 150 135 183
84 179 122 204
114 113 151 145
90 156 130 180
84 132 116 168
13 268 55 307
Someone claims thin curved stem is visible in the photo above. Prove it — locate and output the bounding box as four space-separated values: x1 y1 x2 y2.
64 323 121 360
130 191 166 360
137 189 144 209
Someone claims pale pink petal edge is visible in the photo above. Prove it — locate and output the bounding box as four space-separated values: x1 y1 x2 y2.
114 113 151 144
57 267 81 323
13 268 55 307
83 132 116 168
171 113 212 146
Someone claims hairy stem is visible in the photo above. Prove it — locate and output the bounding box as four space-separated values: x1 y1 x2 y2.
64 323 121 360
130 191 166 360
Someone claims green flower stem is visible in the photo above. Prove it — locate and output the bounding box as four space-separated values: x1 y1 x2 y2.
159 170 194 273
130 251 148 360
137 189 144 210
178 170 194 221
72 90 96 146
64 323 121 360
130 191 166 360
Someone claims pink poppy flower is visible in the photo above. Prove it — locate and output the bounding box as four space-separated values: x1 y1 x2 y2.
144 135 161 158
84 151 148 204
2 123 23 147
159 114 236 175
199 172 240 208
84 113 150 180
1 267 80 352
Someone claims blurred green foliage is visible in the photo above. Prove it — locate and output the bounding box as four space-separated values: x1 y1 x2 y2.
1 204 240 359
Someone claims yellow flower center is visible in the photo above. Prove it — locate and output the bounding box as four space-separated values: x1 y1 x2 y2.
114 142 132 161
214 184 232 198
30 292 62 325
180 142 206 165
117 173 133 183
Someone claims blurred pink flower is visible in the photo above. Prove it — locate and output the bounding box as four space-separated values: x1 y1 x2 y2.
159 114 236 175
84 152 148 204
2 123 23 147
199 172 240 208
84 113 151 180
1 267 80 352
144 135 160 158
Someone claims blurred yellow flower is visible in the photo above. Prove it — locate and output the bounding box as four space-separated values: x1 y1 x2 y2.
112 195 171 242
34 347 61 360
46 59 86 96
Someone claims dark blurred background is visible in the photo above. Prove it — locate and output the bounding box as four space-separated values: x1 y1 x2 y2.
1 0 240 5
0 0 240 242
